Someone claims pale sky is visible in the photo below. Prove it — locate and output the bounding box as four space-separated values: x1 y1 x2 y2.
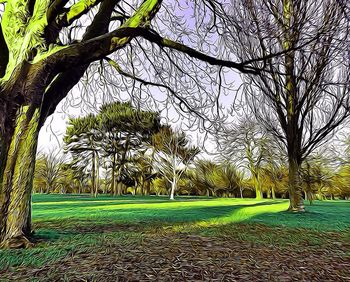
37 69 243 157
37 0 244 156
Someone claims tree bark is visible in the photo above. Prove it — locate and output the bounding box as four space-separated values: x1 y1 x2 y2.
95 152 99 197
0 105 40 248
111 152 116 196
253 172 263 200
288 157 305 212
169 179 176 200
91 150 96 198
272 186 276 199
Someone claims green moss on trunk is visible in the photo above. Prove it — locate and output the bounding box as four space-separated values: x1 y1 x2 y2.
0 105 40 248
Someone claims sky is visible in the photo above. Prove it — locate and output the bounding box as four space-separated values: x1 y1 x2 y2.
37 67 243 159
37 0 245 157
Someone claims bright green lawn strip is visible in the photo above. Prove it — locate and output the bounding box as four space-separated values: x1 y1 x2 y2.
32 196 350 232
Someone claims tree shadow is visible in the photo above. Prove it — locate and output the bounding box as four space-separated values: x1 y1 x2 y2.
31 200 283 243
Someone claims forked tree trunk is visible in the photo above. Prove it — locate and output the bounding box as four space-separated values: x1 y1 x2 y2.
0 105 41 248
288 158 305 212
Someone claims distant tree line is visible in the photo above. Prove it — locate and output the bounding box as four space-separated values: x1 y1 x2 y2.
33 102 350 201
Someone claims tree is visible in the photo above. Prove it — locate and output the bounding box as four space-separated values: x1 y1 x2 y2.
223 0 350 211
217 118 271 199
207 162 244 198
191 160 219 197
97 101 160 196
152 126 199 200
191 160 244 198
64 114 101 198
34 151 65 194
261 164 289 199
126 152 156 196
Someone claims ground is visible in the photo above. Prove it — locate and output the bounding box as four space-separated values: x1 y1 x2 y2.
0 195 349 281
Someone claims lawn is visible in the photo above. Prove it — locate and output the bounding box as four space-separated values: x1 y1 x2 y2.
0 195 349 281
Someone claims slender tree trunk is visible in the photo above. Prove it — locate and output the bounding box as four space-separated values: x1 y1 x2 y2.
267 189 271 199
272 185 276 199
0 105 41 248
95 152 99 198
104 165 108 194
116 167 123 196
144 150 155 196
133 182 137 196
111 153 116 196
169 179 177 200
91 150 96 198
139 175 145 195
240 187 243 199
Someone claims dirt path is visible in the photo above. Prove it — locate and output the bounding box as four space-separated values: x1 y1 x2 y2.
1 233 349 281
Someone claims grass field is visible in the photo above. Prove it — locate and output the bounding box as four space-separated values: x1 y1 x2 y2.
0 195 349 281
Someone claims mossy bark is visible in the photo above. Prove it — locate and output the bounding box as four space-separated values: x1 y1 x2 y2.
253 172 263 200
283 0 304 212
288 158 305 212
0 105 40 248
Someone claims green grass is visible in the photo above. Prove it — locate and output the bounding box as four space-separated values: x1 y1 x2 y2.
0 195 349 271
31 194 349 231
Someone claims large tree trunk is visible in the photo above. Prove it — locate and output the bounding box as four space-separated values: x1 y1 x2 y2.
288 157 305 212
253 172 263 200
0 105 41 248
283 0 305 212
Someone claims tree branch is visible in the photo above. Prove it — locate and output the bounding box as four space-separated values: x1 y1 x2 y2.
104 57 208 122
57 0 104 28
40 0 116 126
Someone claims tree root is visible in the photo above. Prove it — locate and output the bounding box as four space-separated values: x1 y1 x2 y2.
287 206 306 212
0 235 34 249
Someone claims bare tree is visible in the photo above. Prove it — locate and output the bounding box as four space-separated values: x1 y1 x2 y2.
34 150 66 194
152 126 199 200
218 0 350 211
217 118 272 199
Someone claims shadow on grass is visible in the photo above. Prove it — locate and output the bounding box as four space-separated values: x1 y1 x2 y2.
1 198 348 271
247 202 350 231
33 200 281 233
